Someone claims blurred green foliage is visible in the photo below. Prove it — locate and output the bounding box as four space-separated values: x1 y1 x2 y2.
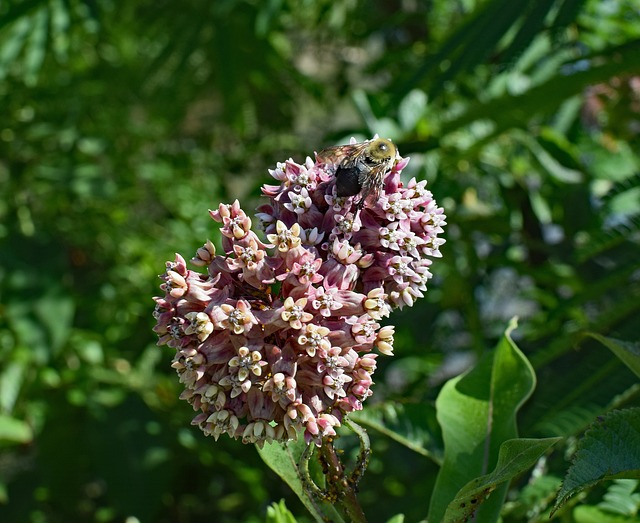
0 0 638 521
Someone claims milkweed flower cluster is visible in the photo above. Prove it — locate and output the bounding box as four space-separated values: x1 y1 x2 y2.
153 138 446 447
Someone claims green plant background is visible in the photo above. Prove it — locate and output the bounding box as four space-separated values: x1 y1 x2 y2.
1 1 639 522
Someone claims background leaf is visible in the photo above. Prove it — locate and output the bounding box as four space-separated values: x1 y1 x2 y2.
598 479 640 517
573 504 640 523
349 401 442 463
587 334 640 379
554 408 640 514
0 414 33 444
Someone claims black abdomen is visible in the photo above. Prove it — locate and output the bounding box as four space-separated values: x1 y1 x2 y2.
335 166 362 197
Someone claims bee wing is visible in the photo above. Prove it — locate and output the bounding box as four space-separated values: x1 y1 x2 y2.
317 142 369 168
359 162 390 193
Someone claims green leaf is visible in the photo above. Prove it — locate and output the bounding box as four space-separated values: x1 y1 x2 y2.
0 414 33 444
538 126 581 170
573 504 640 523
498 0 556 68
428 318 536 523
398 0 528 99
352 89 402 139
257 439 344 523
398 89 427 132
439 40 640 136
444 437 561 522
599 479 640 517
586 140 640 182
550 0 587 38
0 0 44 31
33 286 75 354
0 358 26 413
349 401 442 463
553 408 640 514
0 16 31 80
517 130 583 183
265 499 298 523
587 334 640 379
23 8 48 85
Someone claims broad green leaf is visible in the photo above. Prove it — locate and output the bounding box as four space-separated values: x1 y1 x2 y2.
444 437 561 522
0 414 33 444
553 408 640 514
428 318 536 523
257 439 344 523
588 333 640 379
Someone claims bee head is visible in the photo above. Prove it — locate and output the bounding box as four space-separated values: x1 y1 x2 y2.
366 138 397 164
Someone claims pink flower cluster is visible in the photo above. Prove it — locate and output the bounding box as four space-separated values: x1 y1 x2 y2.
153 138 446 446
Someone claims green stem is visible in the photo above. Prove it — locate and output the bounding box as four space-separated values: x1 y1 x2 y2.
344 418 371 489
319 436 368 523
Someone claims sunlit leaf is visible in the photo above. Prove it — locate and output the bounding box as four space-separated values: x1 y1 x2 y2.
265 499 298 523
444 437 561 522
428 318 536 523
257 439 344 523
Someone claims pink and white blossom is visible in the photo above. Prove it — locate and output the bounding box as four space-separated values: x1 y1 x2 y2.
153 138 446 446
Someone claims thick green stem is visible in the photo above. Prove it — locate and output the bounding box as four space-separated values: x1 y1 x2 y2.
319 437 368 523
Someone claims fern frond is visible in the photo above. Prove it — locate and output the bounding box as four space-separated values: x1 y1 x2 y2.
578 216 640 262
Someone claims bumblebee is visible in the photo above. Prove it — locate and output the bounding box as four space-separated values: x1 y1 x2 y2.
318 137 399 208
